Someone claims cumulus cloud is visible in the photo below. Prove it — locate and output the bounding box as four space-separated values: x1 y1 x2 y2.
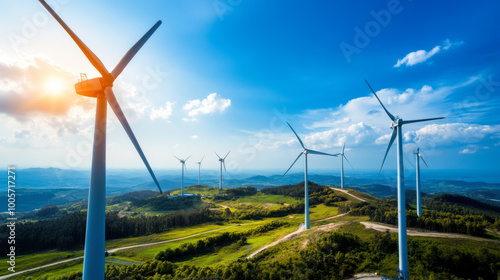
283 80 479 152
183 93 231 117
394 39 463 67
0 53 174 148
150 101 174 120
0 53 92 120
304 122 378 150
406 123 500 144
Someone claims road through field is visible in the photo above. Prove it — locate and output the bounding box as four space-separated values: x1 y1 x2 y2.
0 223 244 279
361 221 500 243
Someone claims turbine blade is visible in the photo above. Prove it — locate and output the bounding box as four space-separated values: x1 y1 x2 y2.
365 79 395 121
420 156 429 168
307 149 340 157
200 155 205 163
402 117 445 125
111 20 162 79
215 151 221 159
104 87 162 193
344 155 354 170
223 161 227 172
173 155 181 161
283 152 303 176
183 162 188 172
342 142 346 154
379 128 397 174
223 150 231 160
39 0 109 77
286 122 305 149
185 155 192 161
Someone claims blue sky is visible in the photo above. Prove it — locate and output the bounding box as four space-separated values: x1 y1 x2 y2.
0 0 499 175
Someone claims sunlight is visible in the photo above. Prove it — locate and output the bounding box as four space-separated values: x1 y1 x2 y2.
45 77 64 95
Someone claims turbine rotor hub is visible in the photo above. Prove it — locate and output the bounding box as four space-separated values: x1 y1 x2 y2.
100 73 114 89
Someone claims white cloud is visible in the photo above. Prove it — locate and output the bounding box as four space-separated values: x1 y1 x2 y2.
459 148 476 154
191 135 199 139
0 53 172 148
281 80 482 152
149 101 174 120
408 123 500 144
394 39 463 67
0 53 93 120
183 93 231 117
305 122 378 150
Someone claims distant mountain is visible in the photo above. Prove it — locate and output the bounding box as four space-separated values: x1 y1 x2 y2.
2 168 499 212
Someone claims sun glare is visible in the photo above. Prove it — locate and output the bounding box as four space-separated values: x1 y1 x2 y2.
45 78 64 95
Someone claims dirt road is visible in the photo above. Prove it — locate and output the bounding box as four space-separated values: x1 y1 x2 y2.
361 221 500 243
247 223 306 259
331 188 367 202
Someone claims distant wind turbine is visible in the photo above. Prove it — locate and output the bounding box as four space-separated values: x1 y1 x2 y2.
174 156 191 196
283 122 339 229
339 142 354 189
39 1 163 279
414 148 428 216
215 151 230 190
196 155 205 186
366 79 444 280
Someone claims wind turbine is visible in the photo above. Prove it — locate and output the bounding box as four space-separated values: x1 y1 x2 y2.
196 155 205 186
414 148 428 216
40 1 163 279
339 142 354 189
283 122 339 229
174 156 191 196
215 151 230 190
365 80 444 280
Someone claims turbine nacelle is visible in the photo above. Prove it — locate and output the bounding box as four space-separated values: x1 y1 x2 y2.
391 118 402 128
75 77 107 98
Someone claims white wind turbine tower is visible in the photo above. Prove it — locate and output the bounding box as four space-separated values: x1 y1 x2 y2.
365 80 444 280
196 155 205 186
174 155 191 196
414 148 428 216
283 122 339 229
339 142 354 189
39 1 163 279
215 151 230 190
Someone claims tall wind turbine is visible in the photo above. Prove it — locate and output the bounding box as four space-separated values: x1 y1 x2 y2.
414 148 428 216
365 80 444 280
339 142 354 189
283 122 339 229
40 1 163 279
174 156 191 196
215 151 230 190
196 155 205 186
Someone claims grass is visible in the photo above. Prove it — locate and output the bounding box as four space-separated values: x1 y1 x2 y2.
7 258 83 280
309 204 339 220
0 250 83 276
114 220 269 261
177 219 302 267
106 222 237 249
214 193 301 211
170 185 221 196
